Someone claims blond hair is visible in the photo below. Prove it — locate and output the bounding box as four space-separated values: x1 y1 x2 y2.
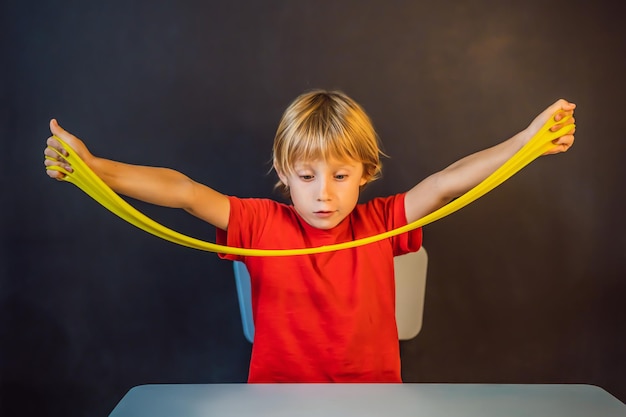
272 89 384 195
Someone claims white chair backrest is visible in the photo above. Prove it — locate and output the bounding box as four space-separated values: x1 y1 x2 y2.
233 246 428 343
394 247 428 340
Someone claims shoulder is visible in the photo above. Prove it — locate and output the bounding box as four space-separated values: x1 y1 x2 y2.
226 196 296 222
217 196 299 259
355 193 421 255
355 193 407 221
359 193 406 210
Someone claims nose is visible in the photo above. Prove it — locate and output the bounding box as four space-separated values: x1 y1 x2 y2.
316 176 333 202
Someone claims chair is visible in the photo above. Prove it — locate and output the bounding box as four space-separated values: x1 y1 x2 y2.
232 247 428 343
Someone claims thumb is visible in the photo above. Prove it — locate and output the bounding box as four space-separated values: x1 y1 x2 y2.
49 118 68 138
49 118 81 149
48 118 86 156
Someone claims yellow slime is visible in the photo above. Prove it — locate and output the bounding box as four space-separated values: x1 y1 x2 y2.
46 114 573 256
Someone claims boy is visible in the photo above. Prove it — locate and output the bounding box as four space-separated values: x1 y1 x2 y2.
44 90 576 383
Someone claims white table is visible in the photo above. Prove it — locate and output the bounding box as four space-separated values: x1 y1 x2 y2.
109 383 626 417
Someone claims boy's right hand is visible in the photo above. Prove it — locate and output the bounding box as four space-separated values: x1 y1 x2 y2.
44 119 93 180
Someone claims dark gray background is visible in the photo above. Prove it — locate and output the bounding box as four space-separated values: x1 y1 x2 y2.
2 1 625 416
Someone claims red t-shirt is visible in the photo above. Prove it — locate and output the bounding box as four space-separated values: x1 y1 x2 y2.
217 193 422 382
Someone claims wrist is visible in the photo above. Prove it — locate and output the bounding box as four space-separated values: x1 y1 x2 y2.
516 128 533 149
87 154 104 175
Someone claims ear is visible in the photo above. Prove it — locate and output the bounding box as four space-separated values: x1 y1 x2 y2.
274 163 289 187
359 176 368 187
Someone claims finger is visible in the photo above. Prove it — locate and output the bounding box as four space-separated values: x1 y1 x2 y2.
550 100 576 120
554 111 572 122
43 146 59 159
553 124 576 141
46 136 69 156
45 167 66 180
554 134 575 146
544 131 575 155
544 144 570 155
43 157 73 172
44 145 68 160
555 99 576 111
558 125 576 140
551 116 576 131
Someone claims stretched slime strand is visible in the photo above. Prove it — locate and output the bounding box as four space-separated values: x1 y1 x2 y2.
46 113 573 256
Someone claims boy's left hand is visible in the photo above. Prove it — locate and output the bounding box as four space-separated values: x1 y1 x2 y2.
526 99 576 155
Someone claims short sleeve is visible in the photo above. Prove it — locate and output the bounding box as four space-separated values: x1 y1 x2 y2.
389 193 422 256
357 193 422 257
216 196 270 262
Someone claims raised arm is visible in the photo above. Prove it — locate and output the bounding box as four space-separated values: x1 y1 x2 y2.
404 99 576 224
44 119 230 230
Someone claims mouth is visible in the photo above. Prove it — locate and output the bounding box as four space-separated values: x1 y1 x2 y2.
313 210 336 218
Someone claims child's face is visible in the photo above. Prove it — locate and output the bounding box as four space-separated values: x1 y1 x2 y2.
278 157 367 230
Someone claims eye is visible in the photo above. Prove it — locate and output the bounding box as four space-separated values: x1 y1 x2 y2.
299 175 314 181
334 174 348 180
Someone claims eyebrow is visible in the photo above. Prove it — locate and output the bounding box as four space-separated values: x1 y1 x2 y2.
294 160 360 171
